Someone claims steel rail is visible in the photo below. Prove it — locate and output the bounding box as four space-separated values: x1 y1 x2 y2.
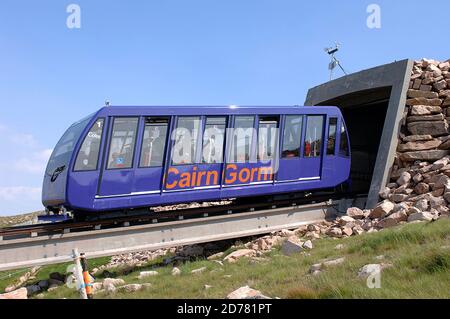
0 200 340 271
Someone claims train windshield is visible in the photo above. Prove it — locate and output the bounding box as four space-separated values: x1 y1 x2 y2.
45 115 93 175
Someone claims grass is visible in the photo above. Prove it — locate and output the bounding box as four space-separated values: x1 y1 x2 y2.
1 219 449 299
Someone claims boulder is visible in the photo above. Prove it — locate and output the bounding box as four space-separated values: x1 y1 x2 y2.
0 287 28 299
407 89 439 99
370 201 395 219
396 172 411 186
223 249 256 263
346 207 365 219
191 267 207 274
406 98 442 107
138 271 158 279
171 267 181 276
408 212 434 222
378 211 408 228
103 278 125 293
341 227 353 237
338 216 356 226
226 286 270 299
407 114 445 123
397 139 442 152
390 194 409 203
281 237 304 256
379 187 391 199
407 121 448 137
302 240 313 250
402 135 433 142
414 182 430 195
357 264 392 278
434 79 447 91
117 284 143 293
400 150 450 162
415 199 429 211
326 227 342 238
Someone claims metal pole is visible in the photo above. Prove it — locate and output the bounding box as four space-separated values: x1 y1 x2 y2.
72 248 88 300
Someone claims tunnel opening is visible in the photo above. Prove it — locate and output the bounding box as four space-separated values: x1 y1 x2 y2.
318 87 392 196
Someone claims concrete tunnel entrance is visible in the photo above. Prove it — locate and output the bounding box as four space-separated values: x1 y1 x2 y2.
305 59 414 209
317 87 391 196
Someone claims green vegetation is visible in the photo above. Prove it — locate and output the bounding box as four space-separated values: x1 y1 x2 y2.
1 219 449 299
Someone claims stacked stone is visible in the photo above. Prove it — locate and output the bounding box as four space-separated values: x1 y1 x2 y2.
379 58 450 223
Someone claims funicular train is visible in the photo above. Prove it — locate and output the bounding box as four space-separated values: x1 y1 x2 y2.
42 105 351 219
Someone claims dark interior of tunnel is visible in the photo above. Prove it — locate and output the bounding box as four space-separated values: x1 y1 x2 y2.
318 87 392 195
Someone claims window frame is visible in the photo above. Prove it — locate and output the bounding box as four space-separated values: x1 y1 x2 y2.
257 116 279 162
171 116 202 166
105 116 140 170
73 117 105 172
303 115 325 158
281 115 304 159
339 120 350 157
228 115 256 164
138 117 170 168
201 116 227 164
326 117 338 156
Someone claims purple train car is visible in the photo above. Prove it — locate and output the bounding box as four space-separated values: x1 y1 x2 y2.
42 106 351 219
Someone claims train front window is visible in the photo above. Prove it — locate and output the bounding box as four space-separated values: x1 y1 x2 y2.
258 117 278 162
172 117 201 165
282 115 302 158
46 116 92 175
304 115 324 158
229 116 255 163
202 117 226 164
74 119 105 171
327 118 337 155
140 118 169 167
107 117 139 169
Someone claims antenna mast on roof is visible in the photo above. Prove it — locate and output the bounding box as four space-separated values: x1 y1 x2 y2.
324 42 347 81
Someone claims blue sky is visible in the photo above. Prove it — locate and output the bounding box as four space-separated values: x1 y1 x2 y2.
0 0 449 216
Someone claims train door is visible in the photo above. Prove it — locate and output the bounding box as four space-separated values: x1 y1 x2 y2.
164 116 202 191
98 117 139 197
133 117 170 195
298 115 325 181
277 115 304 182
321 116 338 182
222 115 276 187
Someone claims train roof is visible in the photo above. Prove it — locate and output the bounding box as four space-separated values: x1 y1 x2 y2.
94 105 341 117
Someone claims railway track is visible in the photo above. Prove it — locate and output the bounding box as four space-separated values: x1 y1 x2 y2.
0 193 353 240
0 194 362 271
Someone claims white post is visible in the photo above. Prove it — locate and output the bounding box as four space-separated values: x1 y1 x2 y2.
72 248 88 299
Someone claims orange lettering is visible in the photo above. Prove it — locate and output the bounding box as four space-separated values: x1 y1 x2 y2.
225 164 237 184
239 168 251 183
206 171 218 185
165 168 179 189
258 167 273 181
179 172 191 188
197 171 207 186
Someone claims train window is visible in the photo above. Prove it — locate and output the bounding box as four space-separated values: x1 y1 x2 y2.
304 116 324 158
326 118 337 155
339 121 350 157
202 117 226 164
107 117 139 169
282 115 302 158
139 118 169 167
258 117 278 161
229 116 255 163
172 116 201 165
74 119 105 171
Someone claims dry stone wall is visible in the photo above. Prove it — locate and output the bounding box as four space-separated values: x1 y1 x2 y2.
380 58 450 220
